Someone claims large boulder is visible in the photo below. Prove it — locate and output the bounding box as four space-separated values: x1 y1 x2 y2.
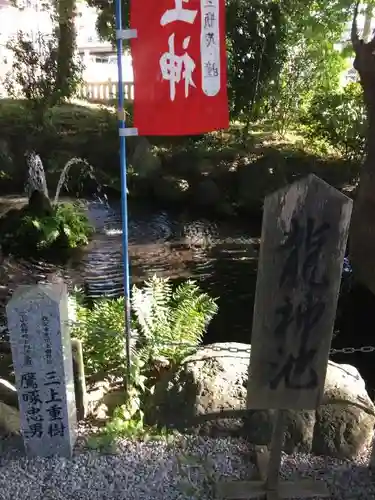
0 401 20 435
27 189 53 217
313 362 374 458
145 342 375 460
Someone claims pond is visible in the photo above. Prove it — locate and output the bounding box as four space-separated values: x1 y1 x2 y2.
70 198 261 345
1 196 375 397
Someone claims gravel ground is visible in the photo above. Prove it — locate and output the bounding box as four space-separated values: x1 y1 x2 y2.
0 434 374 500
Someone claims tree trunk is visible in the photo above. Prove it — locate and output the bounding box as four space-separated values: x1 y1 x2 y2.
349 2 375 293
55 0 77 100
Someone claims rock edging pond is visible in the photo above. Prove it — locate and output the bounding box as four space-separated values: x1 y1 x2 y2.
146 342 375 461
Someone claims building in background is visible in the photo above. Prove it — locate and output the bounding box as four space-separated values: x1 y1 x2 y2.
0 0 133 86
75 2 133 82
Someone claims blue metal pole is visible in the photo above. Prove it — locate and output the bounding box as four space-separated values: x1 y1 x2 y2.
114 0 132 390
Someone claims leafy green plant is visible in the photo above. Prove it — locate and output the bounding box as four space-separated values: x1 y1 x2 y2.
76 275 220 445
72 276 218 382
5 21 81 119
269 38 346 136
303 83 367 161
0 201 93 257
72 295 137 380
53 202 93 247
86 401 178 450
19 202 92 249
132 276 218 365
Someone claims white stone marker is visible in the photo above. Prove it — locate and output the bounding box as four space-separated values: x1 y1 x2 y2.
6 278 77 457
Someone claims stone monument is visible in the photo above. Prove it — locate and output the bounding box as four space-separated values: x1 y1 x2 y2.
6 278 77 457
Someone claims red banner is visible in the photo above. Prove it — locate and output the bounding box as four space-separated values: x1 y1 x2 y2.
130 0 229 136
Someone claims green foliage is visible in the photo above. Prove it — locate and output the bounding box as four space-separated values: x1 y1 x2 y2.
72 276 218 381
303 83 367 160
132 276 218 365
269 39 347 135
72 296 135 379
262 0 355 134
87 402 177 449
53 202 93 246
72 277 217 443
0 201 93 258
5 31 82 124
87 395 177 447
0 100 121 190
225 0 287 122
282 0 355 44
5 0 81 126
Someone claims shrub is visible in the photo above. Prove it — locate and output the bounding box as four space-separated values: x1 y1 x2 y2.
71 276 218 382
0 99 122 189
0 200 93 259
303 83 367 161
5 31 82 114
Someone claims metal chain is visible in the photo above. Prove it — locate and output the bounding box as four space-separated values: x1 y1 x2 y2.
1 320 375 355
329 345 375 355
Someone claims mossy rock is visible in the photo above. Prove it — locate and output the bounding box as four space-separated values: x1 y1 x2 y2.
0 208 23 235
27 190 53 217
0 190 53 254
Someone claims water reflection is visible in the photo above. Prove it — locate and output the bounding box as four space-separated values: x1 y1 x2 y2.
70 200 260 343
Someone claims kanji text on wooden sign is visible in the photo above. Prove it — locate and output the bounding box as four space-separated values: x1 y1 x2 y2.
247 174 353 410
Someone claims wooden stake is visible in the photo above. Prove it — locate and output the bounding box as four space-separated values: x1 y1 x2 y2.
215 410 329 500
265 410 285 493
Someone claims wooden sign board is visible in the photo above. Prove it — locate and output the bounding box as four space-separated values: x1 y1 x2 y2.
216 175 352 500
248 174 352 410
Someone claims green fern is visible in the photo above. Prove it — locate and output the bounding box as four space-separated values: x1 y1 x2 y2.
3 201 93 254
131 276 172 344
132 276 218 365
71 276 218 381
72 295 138 381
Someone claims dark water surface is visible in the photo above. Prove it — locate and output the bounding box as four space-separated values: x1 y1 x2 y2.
70 199 261 345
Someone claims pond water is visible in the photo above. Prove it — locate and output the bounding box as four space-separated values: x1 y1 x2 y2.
1 197 375 396
70 199 261 345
